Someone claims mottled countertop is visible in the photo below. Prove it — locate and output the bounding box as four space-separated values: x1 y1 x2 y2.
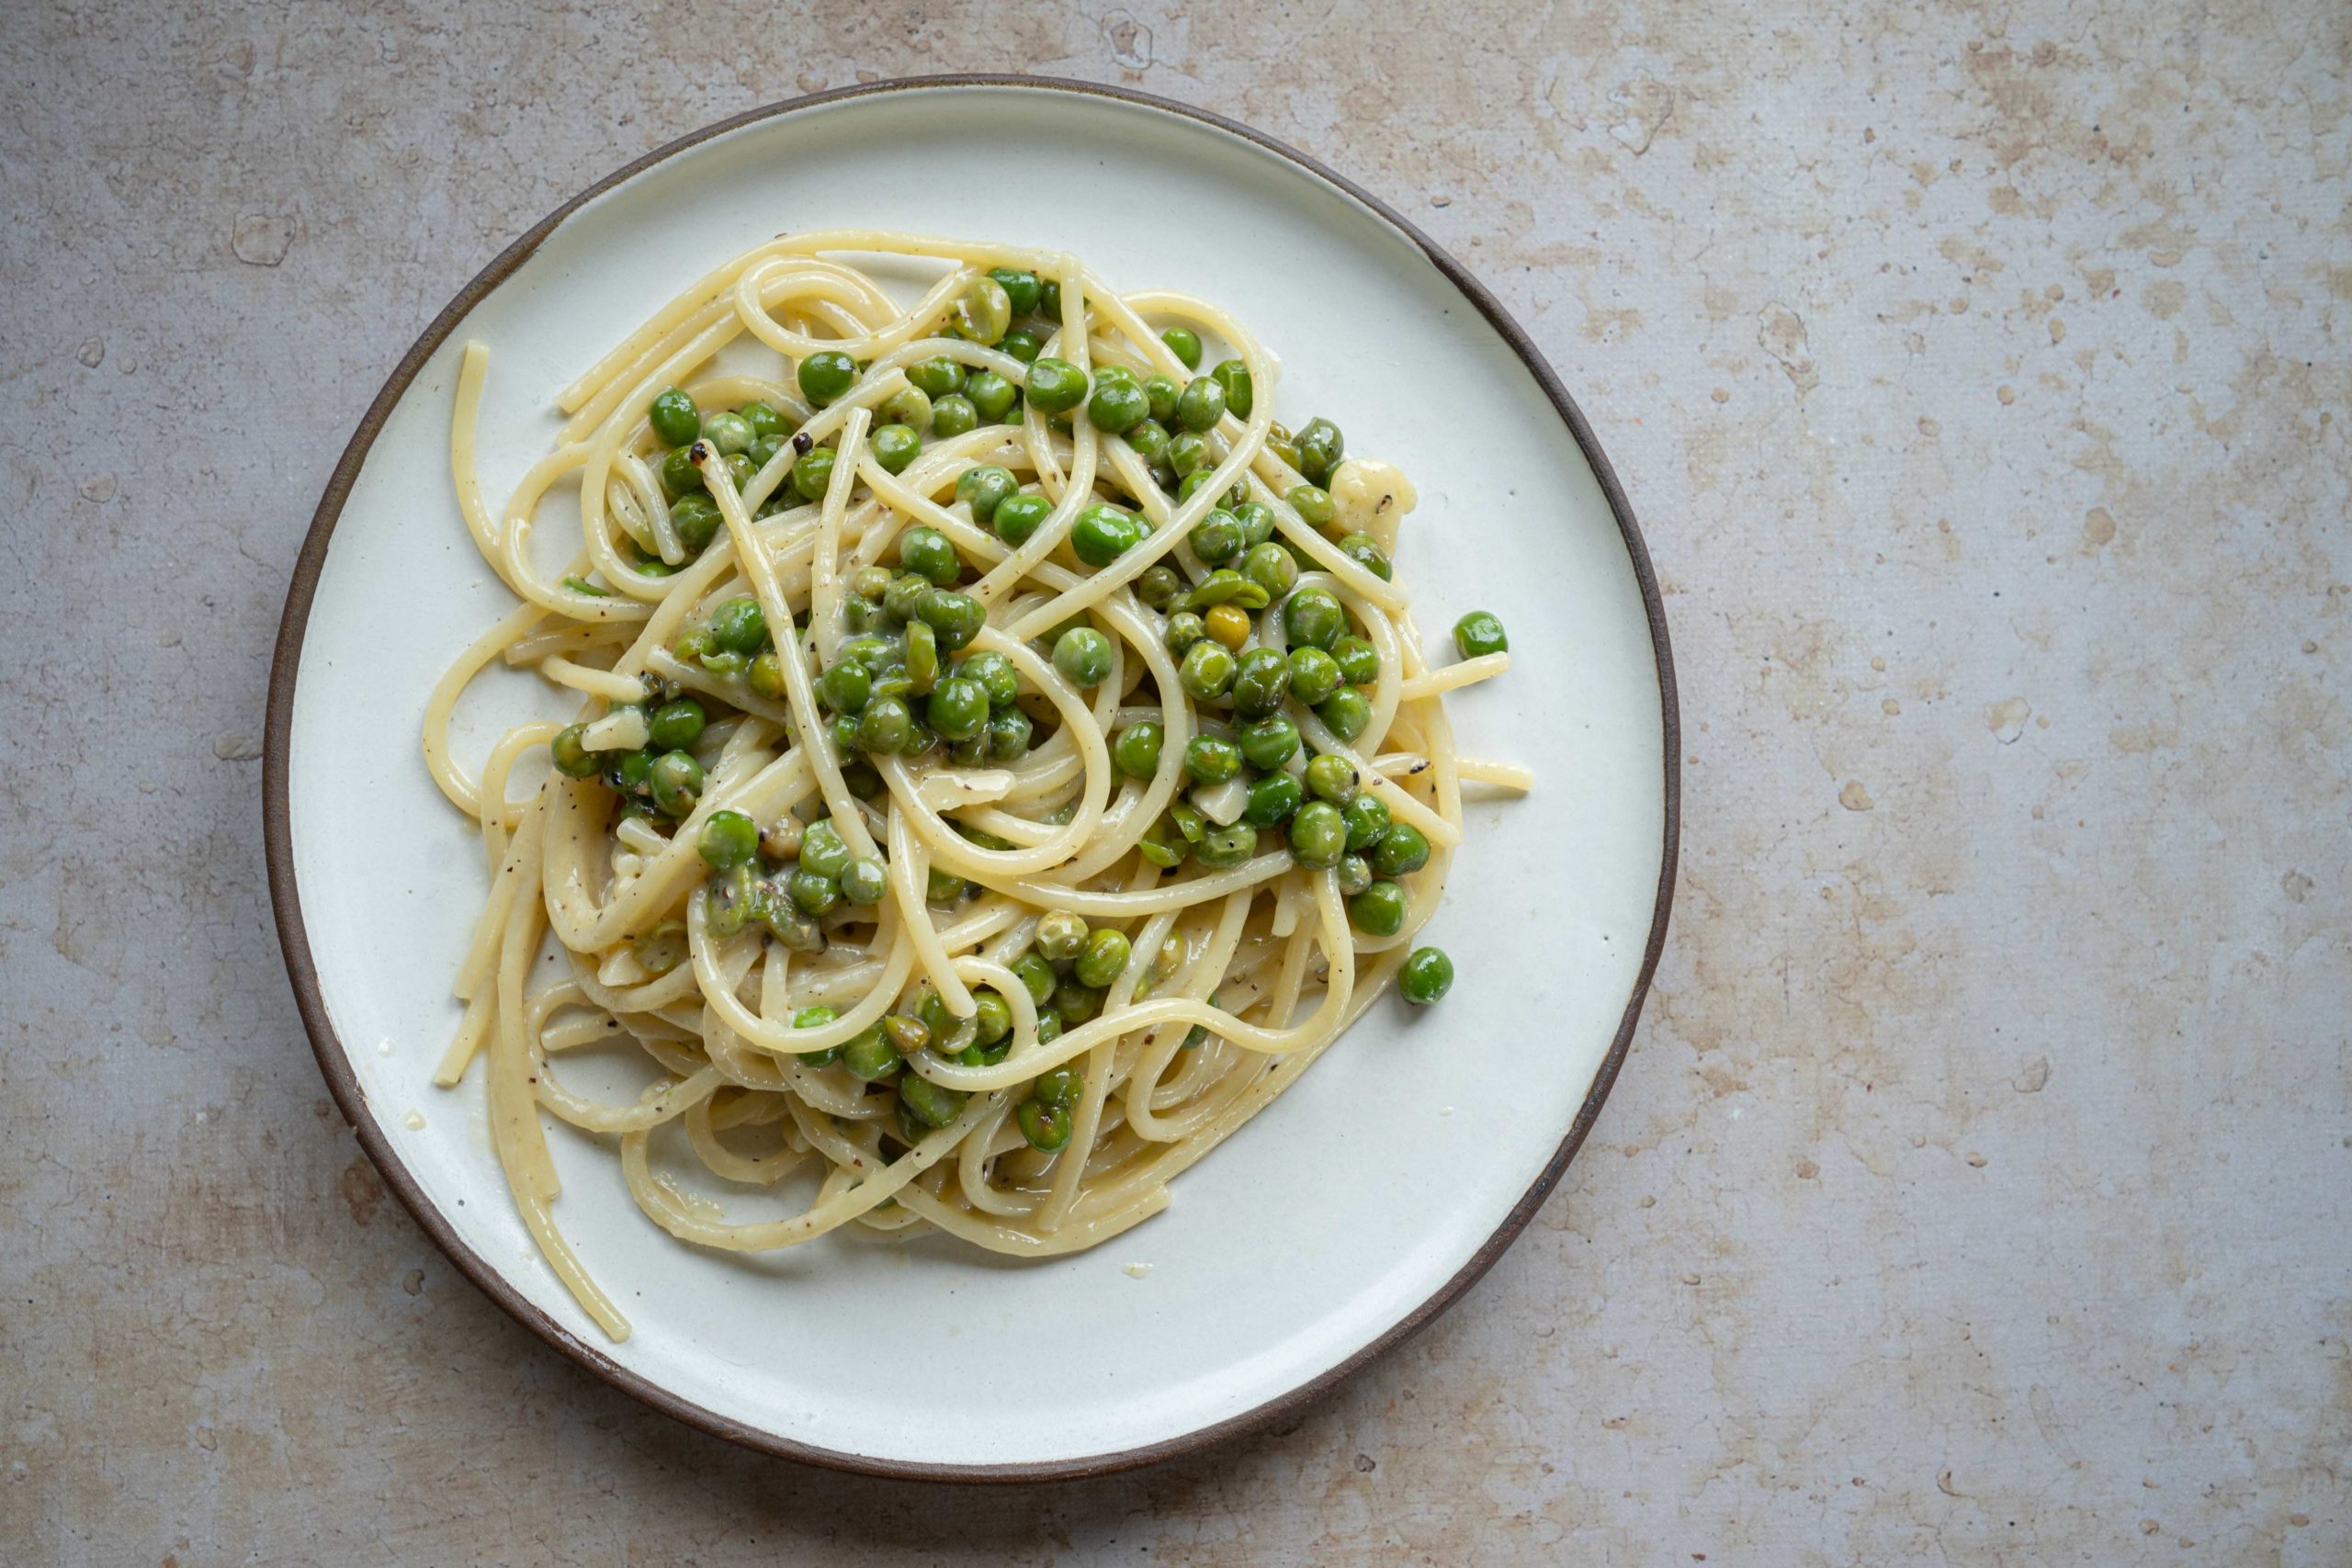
5 3 2346 1562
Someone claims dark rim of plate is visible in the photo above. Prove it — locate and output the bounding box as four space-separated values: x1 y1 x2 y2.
262 73 1681 1484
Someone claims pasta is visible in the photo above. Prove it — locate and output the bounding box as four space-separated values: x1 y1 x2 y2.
425 231 1521 1339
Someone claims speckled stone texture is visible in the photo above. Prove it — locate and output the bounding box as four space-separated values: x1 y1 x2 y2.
3 2 2346 1562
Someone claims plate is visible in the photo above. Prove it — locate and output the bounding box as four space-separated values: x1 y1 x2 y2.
265 77 1678 1480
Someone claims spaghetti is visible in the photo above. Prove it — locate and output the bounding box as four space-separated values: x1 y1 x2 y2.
425 232 1519 1339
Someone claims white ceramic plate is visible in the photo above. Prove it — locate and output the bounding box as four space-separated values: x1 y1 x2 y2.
266 78 1677 1479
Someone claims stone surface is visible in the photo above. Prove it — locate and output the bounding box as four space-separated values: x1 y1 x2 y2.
3 2 2346 1562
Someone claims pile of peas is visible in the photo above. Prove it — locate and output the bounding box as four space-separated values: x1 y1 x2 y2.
567 266 1501 1125
877 906 1182 1153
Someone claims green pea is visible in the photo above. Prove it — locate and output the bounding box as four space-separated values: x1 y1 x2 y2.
700 650 746 677
830 711 862 752
1338 853 1374 896
1295 417 1344 483
881 572 931 626
786 1005 846 1071
1284 587 1347 650
1288 800 1347 867
640 697 700 750
984 267 1040 316
549 725 600 778
1023 356 1088 413
987 707 1033 762
1373 821 1432 878
1189 510 1243 565
1070 504 1142 568
607 747 656 795
879 1013 929 1060
1335 531 1392 581
1011 952 1057 1008
969 987 1013 1046
1087 372 1149 433
1196 822 1259 868
722 451 757 491
1053 626 1113 687
1238 716 1301 772
1071 928 1128 989
1137 814 1188 868
1174 638 1234 700
659 445 701 501
1305 752 1357 803
1242 541 1298 597
1231 501 1277 548
1245 772 1305 828
1141 374 1180 423
1183 735 1241 784
1113 721 1164 779
1017 1098 1073 1152
1209 358 1252 419
1453 610 1509 659
909 355 966 399
926 676 989 742
1177 470 1243 508
746 433 786 472
1035 278 1064 320
946 467 1012 526
785 868 837 917
926 866 969 905
1287 647 1342 706
835 854 887 907
706 597 763 656
1231 648 1289 719
1181 570 1270 611
700 410 752 456
883 383 933 428
798 352 856 405
766 893 832 959
702 863 756 938
696 808 758 869
900 620 939 693
1331 636 1379 686
841 760 884 800
899 1073 967 1129
669 493 721 552
842 1023 902 1081
1174 375 1226 433
1160 325 1203 369
1110 569 1171 618
1125 417 1171 466
1342 791 1392 851
814 660 871 715
872 423 922 474
930 393 978 437
954 378 1012 433
1164 612 1207 657
948 649 1014 709
796 818 849 879
857 694 914 754
649 750 704 816
649 388 700 446
893 525 953 586
992 491 1050 547
1318 687 1373 741
997 328 1042 365
1286 484 1336 526
1166 431 1211 478
954 276 1012 344
790 446 836 502
1350 879 1407 936
739 401 784 440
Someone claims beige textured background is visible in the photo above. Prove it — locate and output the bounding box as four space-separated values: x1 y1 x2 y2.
4 1 2346 1562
